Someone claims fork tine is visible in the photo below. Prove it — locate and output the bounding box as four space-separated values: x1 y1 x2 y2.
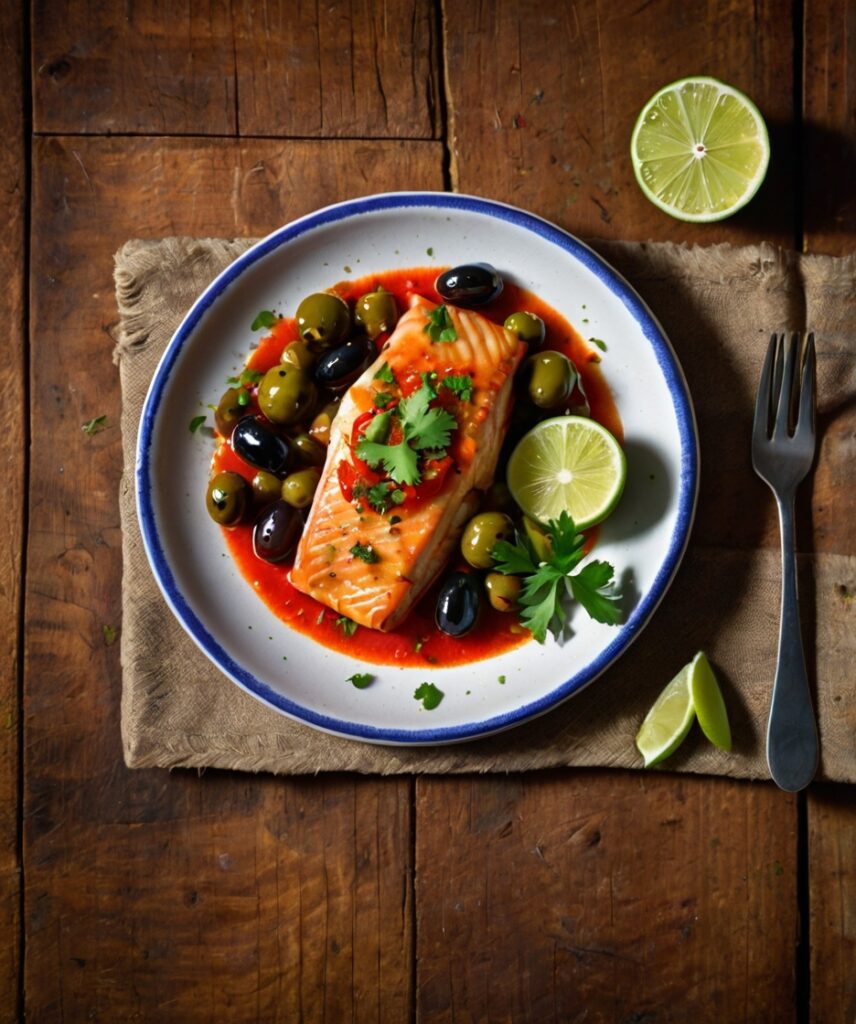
773 332 799 438
753 333 778 442
796 332 816 438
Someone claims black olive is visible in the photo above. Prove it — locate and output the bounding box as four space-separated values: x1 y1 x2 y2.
252 500 302 563
435 263 503 307
232 415 290 477
435 572 481 638
314 336 374 392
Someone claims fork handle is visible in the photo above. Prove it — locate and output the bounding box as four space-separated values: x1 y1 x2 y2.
766 495 818 791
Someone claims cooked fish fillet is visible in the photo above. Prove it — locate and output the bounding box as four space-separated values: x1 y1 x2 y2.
290 295 525 631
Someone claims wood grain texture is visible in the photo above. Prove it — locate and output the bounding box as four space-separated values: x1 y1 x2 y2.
416 773 798 1023
25 135 442 1019
233 0 440 138
802 0 856 252
32 0 238 135
808 785 856 1024
443 0 795 246
0 0 24 1019
32 0 440 140
804 5 856 1020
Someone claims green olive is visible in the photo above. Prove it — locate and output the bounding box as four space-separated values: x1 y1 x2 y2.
484 572 522 613
504 311 546 347
291 432 326 467
354 287 399 339
309 399 341 446
281 339 316 371
282 468 321 509
257 364 317 426
460 512 515 570
214 387 245 438
206 471 250 526
524 350 577 410
522 515 552 562
295 292 351 348
251 470 282 506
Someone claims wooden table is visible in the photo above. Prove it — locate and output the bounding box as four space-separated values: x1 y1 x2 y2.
3 2 854 1020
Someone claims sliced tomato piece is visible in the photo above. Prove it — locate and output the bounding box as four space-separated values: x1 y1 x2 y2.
337 460 358 502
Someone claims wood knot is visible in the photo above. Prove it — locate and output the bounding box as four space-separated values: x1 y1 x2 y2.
39 56 72 81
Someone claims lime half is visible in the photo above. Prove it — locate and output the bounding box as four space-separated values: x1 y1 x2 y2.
506 416 626 529
631 76 770 222
635 663 696 768
689 651 732 751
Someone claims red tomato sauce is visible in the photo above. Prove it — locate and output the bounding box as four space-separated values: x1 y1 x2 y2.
213 267 621 667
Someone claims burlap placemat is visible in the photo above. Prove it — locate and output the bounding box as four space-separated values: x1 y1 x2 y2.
114 238 856 782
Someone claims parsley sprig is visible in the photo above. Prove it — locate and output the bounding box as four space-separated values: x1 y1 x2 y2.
491 511 623 643
355 381 456 486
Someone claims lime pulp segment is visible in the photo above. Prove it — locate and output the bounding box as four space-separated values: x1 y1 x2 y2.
635 664 696 768
506 416 627 530
631 77 770 222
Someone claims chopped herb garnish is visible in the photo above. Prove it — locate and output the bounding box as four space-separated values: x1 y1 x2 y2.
335 616 358 637
374 362 396 384
102 624 118 646
373 392 395 409
366 482 395 513
590 338 608 352
347 672 373 689
237 390 250 407
414 682 444 709
240 368 264 385
424 304 457 343
82 415 107 436
413 637 424 653
251 310 279 331
492 510 623 643
350 542 380 564
189 415 206 433
390 490 406 505
363 410 392 444
426 247 434 257
498 675 506 684
226 375 240 385
441 374 474 403
420 370 439 397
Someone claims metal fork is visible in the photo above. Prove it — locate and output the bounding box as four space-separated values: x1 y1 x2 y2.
752 332 818 791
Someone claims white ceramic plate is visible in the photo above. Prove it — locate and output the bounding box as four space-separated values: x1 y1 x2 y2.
137 192 698 745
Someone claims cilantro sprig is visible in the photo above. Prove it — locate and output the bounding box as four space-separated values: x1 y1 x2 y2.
356 381 456 486
491 511 623 643
424 305 457 343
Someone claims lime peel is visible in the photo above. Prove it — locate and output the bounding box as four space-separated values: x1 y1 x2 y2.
630 76 770 223
689 651 732 751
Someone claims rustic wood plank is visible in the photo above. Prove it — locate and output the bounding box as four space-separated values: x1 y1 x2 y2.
417 772 798 1022
418 1 802 1017
808 785 856 1023
233 0 440 138
32 0 238 135
802 0 856 251
804 4 856 1019
33 0 440 140
444 0 795 247
26 135 442 1019
0 0 24 1018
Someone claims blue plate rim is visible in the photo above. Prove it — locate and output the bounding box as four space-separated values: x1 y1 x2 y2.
136 190 700 746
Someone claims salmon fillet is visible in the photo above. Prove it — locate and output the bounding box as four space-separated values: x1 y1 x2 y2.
290 295 525 631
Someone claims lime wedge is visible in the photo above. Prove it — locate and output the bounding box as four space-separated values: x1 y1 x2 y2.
631 76 770 222
506 416 626 529
689 651 732 751
635 663 696 768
